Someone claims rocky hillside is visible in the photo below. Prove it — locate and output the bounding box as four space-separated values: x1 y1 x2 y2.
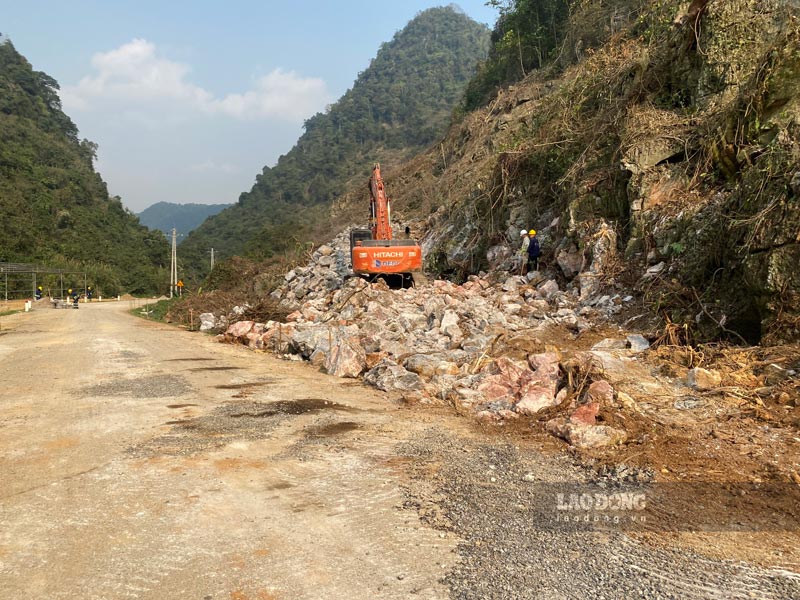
325 0 799 346
178 6 490 275
0 37 168 295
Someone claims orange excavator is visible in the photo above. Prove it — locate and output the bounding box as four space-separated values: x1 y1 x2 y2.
350 164 422 285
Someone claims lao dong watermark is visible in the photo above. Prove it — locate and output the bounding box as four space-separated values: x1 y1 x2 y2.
554 490 647 527
534 482 800 532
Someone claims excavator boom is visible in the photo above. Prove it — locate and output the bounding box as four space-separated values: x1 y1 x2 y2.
350 163 422 279
369 164 392 241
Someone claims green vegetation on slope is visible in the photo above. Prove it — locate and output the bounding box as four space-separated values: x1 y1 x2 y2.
461 0 572 111
137 201 232 240
179 6 490 277
0 37 168 295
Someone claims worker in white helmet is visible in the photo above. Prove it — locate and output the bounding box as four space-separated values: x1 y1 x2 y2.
518 229 530 275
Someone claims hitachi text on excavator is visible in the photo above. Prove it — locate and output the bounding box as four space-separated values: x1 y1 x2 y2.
350 164 422 286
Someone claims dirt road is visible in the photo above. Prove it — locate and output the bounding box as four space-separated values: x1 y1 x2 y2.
1 302 798 599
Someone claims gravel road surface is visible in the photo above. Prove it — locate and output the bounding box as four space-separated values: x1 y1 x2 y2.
0 301 797 599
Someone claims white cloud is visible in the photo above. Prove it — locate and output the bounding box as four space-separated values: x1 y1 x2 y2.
209 69 330 121
61 39 331 122
188 160 240 174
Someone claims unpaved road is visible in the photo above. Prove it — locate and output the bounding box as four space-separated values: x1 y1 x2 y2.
0 302 798 599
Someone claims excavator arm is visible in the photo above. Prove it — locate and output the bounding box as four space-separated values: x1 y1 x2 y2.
350 163 422 280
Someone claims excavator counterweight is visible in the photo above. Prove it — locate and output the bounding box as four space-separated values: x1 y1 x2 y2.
350 164 422 281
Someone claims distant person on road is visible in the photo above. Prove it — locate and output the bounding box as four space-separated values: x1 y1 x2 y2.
527 229 541 273
35 286 42 300
518 229 530 275
86 286 93 301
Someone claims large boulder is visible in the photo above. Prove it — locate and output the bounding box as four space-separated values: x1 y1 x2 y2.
325 336 366 378
290 325 334 358
225 320 255 341
515 353 561 415
364 359 423 392
259 322 296 353
557 247 583 278
586 380 614 404
199 313 216 332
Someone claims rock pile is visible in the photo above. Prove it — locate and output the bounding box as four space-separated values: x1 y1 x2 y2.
217 230 652 449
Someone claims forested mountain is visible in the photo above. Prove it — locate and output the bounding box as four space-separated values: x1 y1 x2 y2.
0 37 168 295
179 6 490 274
138 202 231 240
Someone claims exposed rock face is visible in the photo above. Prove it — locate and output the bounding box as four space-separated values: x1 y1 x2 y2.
385 0 800 343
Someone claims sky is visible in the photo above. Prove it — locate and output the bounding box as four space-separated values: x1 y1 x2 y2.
2 1 500 213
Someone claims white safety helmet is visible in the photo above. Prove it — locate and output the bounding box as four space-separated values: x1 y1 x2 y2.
520 229 528 236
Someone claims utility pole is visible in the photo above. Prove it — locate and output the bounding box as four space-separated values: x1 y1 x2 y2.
210 248 215 271
170 228 177 299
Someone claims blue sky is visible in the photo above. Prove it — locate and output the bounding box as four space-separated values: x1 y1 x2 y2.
2 1 499 212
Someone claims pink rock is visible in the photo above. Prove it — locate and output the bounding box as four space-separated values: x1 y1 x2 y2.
286 311 303 322
325 337 366 378
516 382 559 415
513 353 561 415
570 401 600 425
478 377 515 403
365 351 388 370
490 357 529 382
246 331 263 349
528 352 558 381
586 380 614 404
227 320 255 339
